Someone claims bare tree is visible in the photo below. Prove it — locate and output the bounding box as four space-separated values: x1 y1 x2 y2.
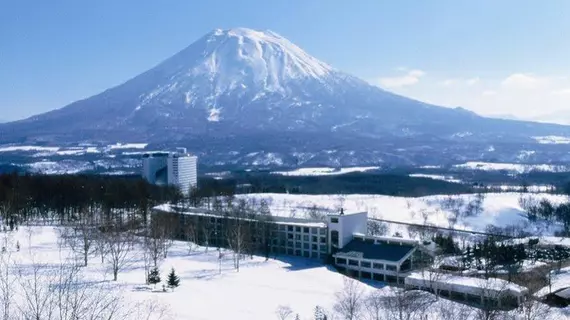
306 204 326 220
59 212 98 267
257 198 274 260
473 278 512 320
275 305 294 320
379 288 430 320
336 195 347 213
15 256 171 320
0 236 16 320
435 298 474 320
442 196 466 229
517 272 552 320
226 199 249 272
200 217 214 253
367 220 388 237
185 222 198 253
363 290 384 320
101 226 136 281
333 278 365 320
16 259 57 320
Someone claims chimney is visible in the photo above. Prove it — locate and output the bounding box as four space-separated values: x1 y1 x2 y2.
340 208 344 215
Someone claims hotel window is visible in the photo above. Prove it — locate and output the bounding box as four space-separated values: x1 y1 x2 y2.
295 226 301 232
303 243 309 249
320 228 326 235
312 236 318 242
303 227 310 233
331 217 339 223
295 234 301 241
311 227 318 234
312 244 318 250
287 226 293 232
386 265 397 272
320 245 327 252
361 261 371 268
348 260 359 266
336 258 347 264
373 263 384 270
303 235 309 241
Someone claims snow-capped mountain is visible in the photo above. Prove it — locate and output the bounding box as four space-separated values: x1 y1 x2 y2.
3 27 570 167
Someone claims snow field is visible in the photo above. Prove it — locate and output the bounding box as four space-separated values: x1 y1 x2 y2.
240 193 568 237
0 226 367 320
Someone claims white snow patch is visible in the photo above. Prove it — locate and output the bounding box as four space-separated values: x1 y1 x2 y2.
533 136 570 144
0 145 60 153
272 167 380 176
106 143 148 150
408 174 462 183
208 107 221 122
454 161 568 173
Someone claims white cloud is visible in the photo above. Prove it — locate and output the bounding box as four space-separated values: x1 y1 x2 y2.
439 79 458 86
377 69 425 88
372 70 570 123
501 73 545 89
552 88 570 95
440 77 479 87
466 77 480 86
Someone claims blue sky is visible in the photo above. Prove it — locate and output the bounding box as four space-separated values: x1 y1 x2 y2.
2 0 570 121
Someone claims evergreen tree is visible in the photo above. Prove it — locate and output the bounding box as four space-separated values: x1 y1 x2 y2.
314 305 328 320
295 315 300 320
167 268 180 288
148 267 161 286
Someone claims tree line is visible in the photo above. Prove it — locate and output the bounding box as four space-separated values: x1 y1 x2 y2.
0 173 181 229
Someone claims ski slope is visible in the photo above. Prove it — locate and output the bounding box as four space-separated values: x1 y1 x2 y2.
240 192 568 237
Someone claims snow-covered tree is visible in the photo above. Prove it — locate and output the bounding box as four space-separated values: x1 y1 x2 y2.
148 267 161 287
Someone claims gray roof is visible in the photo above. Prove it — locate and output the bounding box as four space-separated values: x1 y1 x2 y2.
336 239 416 262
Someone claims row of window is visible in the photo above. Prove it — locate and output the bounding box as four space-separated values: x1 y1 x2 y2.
274 233 327 243
272 241 328 252
278 225 327 235
336 267 405 284
273 247 325 259
335 258 398 271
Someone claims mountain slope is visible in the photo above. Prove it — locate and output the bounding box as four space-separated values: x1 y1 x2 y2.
2 27 570 167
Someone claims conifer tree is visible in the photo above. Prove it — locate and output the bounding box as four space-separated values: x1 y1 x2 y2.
148 267 161 287
314 305 328 320
167 268 180 288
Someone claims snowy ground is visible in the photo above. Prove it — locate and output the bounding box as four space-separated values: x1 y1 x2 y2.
240 193 568 237
453 161 570 173
0 226 365 319
2 226 570 319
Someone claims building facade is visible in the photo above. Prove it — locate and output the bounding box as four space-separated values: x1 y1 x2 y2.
332 234 432 284
142 149 197 195
405 271 528 309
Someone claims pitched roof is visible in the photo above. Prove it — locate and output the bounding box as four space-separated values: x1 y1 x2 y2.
336 239 416 262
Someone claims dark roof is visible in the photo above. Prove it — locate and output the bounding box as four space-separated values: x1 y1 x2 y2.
337 239 415 262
